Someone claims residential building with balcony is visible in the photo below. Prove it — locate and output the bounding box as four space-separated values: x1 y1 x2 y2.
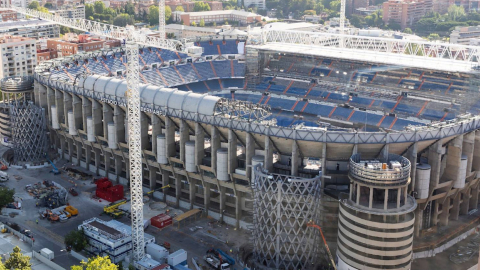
47 33 106 59
0 35 37 78
450 25 480 45
51 5 85 19
382 0 433 29
0 19 60 39
172 10 261 26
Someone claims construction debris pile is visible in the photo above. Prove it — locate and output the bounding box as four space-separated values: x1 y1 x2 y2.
63 167 91 180
25 180 68 208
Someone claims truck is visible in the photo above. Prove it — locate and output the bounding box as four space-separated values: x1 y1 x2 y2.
203 254 230 270
206 249 235 266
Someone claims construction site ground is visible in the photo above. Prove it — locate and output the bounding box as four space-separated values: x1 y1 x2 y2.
0 145 253 269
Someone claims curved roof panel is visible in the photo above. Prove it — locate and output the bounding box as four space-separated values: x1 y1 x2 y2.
77 75 220 116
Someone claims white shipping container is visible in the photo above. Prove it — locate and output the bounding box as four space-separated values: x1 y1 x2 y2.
168 249 187 266
40 248 54 260
146 243 169 262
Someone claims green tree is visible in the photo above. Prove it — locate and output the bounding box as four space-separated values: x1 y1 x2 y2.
349 14 365 28
387 20 401 31
428 33 440 40
199 18 205 27
116 261 123 270
403 27 413 34
88 16 94 20
194 2 210 11
93 1 105 14
191 21 196 26
128 265 135 270
448 4 465 21
124 1 135 15
104 7 117 17
148 5 159 26
71 256 116 270
4 246 31 270
85 3 94 18
165 5 172 21
113 14 134 26
44 3 53 8
60 26 70 35
304 9 316 15
37 6 50 13
27 1 39 10
175 5 184 12
213 21 216 26
65 229 87 252
0 187 14 209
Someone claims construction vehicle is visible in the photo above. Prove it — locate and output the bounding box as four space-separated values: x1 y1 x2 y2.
307 220 337 270
45 154 60 175
103 199 128 219
41 209 59 222
0 161 8 171
65 205 78 216
203 254 230 270
207 249 235 266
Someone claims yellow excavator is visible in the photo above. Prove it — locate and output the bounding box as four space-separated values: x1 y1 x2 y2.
103 185 170 219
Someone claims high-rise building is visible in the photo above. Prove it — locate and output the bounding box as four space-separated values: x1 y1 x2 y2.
51 5 85 19
0 35 37 78
450 25 480 45
382 0 433 29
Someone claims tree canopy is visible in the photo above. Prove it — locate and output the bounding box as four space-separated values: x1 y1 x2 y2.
27 1 39 10
4 246 31 270
71 256 116 270
112 14 134 27
0 187 14 209
175 6 184 12
194 2 211 12
65 229 88 252
93 1 105 14
148 5 159 26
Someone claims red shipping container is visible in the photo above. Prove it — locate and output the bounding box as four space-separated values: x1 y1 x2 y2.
151 214 172 229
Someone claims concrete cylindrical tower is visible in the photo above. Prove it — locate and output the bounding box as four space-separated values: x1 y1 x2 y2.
67 110 77 135
185 141 196 172
107 122 117 149
86 116 95 142
454 154 468 189
251 155 264 183
156 134 168 164
51 105 59 130
216 148 229 181
415 163 431 199
337 153 417 270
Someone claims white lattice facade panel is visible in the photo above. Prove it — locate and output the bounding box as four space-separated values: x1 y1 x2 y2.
252 165 322 270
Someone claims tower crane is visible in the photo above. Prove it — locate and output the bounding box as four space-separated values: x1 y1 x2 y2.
0 1 178 263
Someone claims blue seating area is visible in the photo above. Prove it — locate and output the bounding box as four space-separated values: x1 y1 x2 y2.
194 62 215 79
176 64 199 82
394 103 419 115
222 79 244 88
233 61 244 77
331 107 352 119
198 40 239 55
212 61 232 78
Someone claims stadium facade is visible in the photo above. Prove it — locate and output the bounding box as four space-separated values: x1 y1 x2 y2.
28 34 480 269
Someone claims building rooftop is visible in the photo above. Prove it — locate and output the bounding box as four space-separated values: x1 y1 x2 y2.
0 35 35 43
175 9 259 17
0 19 57 29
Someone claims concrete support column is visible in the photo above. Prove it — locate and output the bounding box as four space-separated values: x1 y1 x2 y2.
369 187 373 209
37 82 48 110
264 136 273 172
433 202 439 226
406 142 418 192
75 142 82 166
85 145 92 170
63 93 72 126
189 179 195 209
439 200 450 226
94 148 101 176
235 194 242 229
55 90 64 125
92 100 103 137
219 187 226 222
175 177 181 208
444 135 463 184
165 117 175 158
46 87 55 125
211 127 221 173
228 130 238 174
414 206 423 237
67 138 74 163
428 141 445 188
82 97 92 132
104 152 111 179
204 183 210 213
463 132 475 174
195 123 204 167
356 184 360 205
114 155 123 183
384 188 388 210
473 130 480 172
291 141 299 176
161 170 169 202
140 112 149 149
179 120 189 163
72 95 82 132
102 103 113 140
114 106 125 144
149 166 157 191
460 191 470 215
245 133 255 179
397 187 402 208
470 184 480 210
151 115 162 155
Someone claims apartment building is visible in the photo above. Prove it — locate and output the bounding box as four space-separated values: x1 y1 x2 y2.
0 10 19 21
172 10 261 26
51 5 85 19
382 0 433 29
346 0 369 16
243 0 265 9
47 34 106 58
450 25 480 44
164 0 222 12
0 36 37 78
0 19 60 39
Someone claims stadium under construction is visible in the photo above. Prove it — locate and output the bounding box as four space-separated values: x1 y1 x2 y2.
8 32 480 269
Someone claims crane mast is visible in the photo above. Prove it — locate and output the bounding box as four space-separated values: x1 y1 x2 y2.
159 0 166 39
125 29 145 261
